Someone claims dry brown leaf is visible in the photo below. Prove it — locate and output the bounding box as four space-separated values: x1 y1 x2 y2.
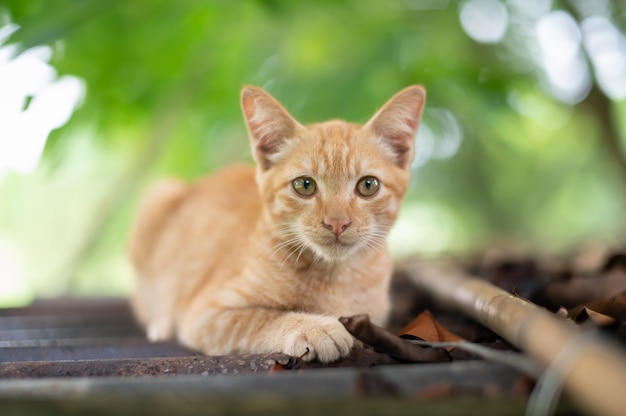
582 308 617 326
568 301 626 325
339 314 450 363
397 310 465 348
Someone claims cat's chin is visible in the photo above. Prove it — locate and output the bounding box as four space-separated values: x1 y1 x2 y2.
311 240 364 262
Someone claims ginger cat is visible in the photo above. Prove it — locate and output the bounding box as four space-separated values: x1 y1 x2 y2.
129 85 426 362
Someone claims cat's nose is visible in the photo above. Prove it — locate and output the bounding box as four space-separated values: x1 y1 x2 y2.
322 217 352 239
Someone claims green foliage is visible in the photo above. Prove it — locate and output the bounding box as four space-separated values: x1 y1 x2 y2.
0 0 625 305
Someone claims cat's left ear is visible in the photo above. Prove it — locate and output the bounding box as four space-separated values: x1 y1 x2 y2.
364 85 426 169
241 85 303 170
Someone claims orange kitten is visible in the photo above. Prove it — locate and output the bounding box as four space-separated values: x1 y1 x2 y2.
129 85 426 362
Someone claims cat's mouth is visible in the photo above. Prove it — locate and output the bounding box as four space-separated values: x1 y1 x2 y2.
322 240 353 248
313 235 361 260
319 232 355 246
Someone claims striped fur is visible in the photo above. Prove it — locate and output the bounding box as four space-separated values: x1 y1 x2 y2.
129 85 426 362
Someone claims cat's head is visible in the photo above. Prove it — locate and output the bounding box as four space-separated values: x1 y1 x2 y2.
241 85 425 262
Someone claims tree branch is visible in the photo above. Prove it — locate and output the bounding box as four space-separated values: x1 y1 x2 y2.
395 258 626 416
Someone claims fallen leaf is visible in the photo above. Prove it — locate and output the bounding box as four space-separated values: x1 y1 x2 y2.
339 314 450 363
396 310 465 345
582 308 616 326
568 301 626 326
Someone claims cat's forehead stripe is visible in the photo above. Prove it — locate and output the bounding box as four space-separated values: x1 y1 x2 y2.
285 122 388 184
308 122 363 177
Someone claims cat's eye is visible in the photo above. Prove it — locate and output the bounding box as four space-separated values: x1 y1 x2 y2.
356 176 380 197
292 177 317 197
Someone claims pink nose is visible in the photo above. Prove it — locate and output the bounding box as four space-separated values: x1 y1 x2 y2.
322 217 352 239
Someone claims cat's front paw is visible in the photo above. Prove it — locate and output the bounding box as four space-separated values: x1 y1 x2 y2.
281 315 354 363
146 318 174 342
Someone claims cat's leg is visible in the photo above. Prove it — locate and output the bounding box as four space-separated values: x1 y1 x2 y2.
129 179 187 342
178 307 354 363
131 276 176 342
128 179 187 271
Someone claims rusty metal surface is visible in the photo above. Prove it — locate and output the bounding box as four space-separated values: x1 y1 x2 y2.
0 298 199 364
0 355 280 378
0 297 543 416
0 341 199 363
0 360 526 396
0 299 171 357
0 298 403 375
0 362 534 416
0 327 143 344
0 347 403 378
0 298 141 347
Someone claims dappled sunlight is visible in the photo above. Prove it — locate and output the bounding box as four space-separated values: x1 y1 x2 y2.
0 134 137 306
412 108 463 168
535 11 591 104
0 73 85 175
0 15 87 306
582 15 626 100
508 0 552 18
459 0 508 44
388 202 457 256
0 18 85 181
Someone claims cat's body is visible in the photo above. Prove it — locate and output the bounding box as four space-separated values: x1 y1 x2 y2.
129 85 425 362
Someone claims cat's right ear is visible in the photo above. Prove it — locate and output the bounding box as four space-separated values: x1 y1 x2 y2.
364 85 426 170
241 85 302 170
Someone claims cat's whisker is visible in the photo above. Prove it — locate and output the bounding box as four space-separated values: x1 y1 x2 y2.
291 239 307 265
279 239 302 266
263 228 311 268
258 225 300 257
271 241 300 266
252 229 307 270
360 228 390 257
309 250 325 268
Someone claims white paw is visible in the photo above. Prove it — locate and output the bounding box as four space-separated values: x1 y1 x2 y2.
281 315 354 363
146 318 174 342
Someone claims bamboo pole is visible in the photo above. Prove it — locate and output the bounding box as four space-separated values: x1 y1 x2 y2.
398 259 626 416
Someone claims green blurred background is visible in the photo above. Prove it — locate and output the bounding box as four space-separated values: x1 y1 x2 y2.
1 0 625 306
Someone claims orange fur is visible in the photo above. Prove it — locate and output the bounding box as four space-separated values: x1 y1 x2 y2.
129 85 426 362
